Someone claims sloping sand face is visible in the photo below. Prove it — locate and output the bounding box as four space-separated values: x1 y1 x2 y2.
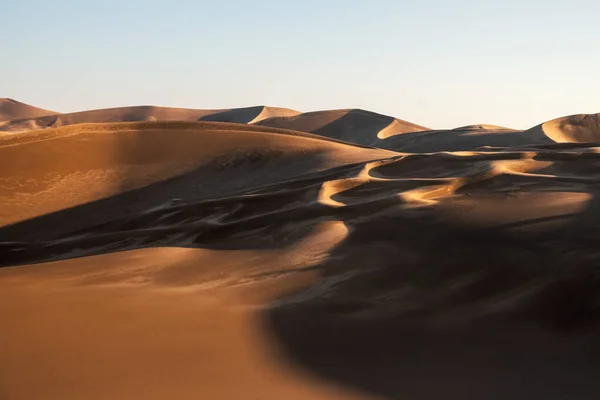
0 105 427 149
539 113 600 143
0 222 370 400
0 121 391 234
0 105 300 133
2 113 600 399
256 108 429 146
0 98 58 122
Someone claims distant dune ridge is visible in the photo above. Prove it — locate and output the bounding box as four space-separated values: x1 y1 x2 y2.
2 100 600 399
0 104 299 133
0 104 424 148
527 113 600 143
452 124 515 131
256 108 430 145
2 100 599 151
0 98 58 122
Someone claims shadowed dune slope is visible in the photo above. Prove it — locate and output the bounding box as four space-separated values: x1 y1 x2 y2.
380 124 552 152
385 113 598 153
452 124 515 131
256 109 429 146
0 105 300 133
0 121 392 237
0 98 59 122
200 106 300 124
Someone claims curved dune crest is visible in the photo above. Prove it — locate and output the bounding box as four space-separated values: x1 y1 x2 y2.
200 106 300 124
0 105 222 132
0 121 392 234
256 109 429 146
452 124 515 131
253 106 302 123
537 113 600 143
0 100 433 149
377 118 431 139
0 98 58 122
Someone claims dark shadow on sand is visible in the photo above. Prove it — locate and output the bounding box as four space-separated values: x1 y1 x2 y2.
3 147 600 399
261 188 600 399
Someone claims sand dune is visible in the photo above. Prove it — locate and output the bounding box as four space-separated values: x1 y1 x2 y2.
380 124 551 152
0 103 428 149
256 108 429 146
524 113 600 144
0 121 391 238
385 114 600 153
0 98 58 122
452 124 515 131
2 106 600 399
201 105 301 124
3 100 599 153
0 104 299 133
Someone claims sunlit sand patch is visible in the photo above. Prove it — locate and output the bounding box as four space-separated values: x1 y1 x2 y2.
491 159 553 175
397 183 458 206
318 178 367 207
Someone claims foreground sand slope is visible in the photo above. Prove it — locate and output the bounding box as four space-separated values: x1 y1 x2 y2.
0 234 373 400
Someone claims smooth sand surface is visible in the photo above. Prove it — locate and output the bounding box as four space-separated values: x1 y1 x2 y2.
0 121 391 233
0 98 58 122
257 108 430 146
0 105 300 133
536 113 600 143
0 224 375 400
0 105 428 147
2 105 600 399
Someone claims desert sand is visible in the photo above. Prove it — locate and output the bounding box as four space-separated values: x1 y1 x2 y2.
0 98 58 122
0 102 300 133
1 101 600 399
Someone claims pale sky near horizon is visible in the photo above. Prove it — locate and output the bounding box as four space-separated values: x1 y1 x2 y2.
2 0 599 129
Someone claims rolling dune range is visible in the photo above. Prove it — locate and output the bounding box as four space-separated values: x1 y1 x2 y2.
1 100 600 399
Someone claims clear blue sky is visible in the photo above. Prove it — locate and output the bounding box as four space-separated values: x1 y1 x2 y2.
2 0 599 129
